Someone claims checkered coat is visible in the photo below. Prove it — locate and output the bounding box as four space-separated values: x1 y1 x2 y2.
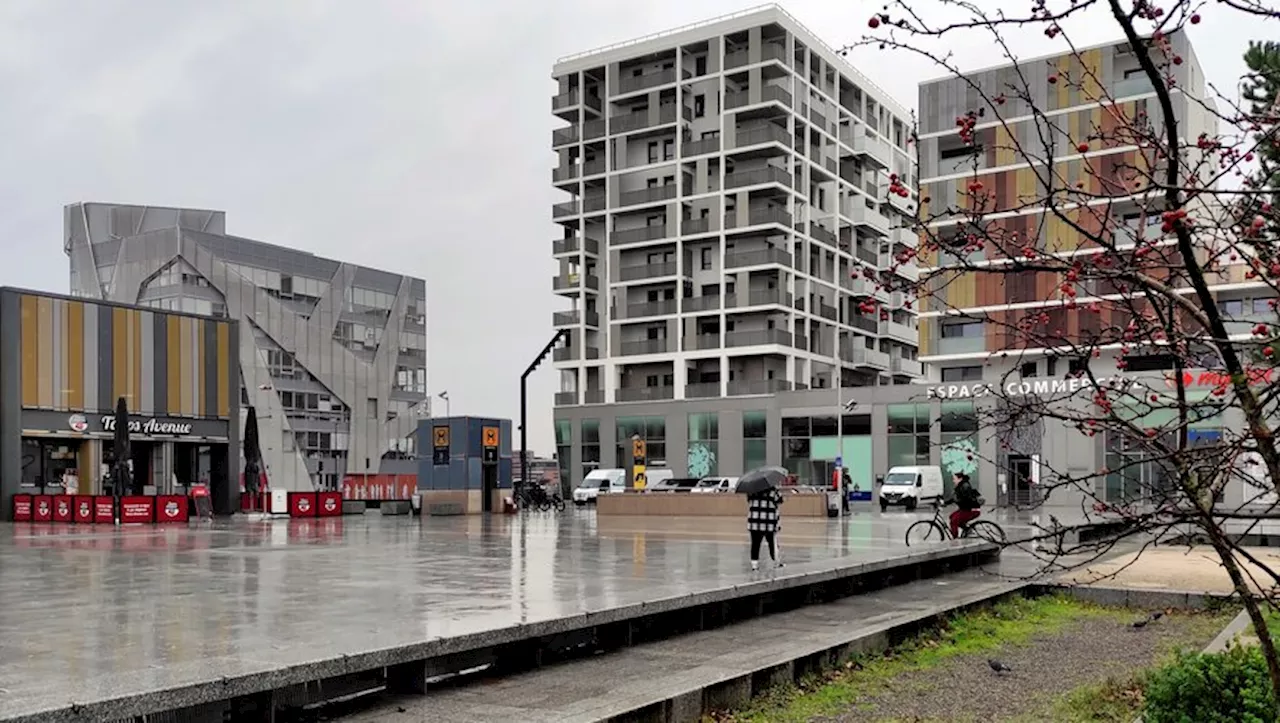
747 489 783 533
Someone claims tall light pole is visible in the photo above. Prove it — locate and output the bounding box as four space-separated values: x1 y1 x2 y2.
437 390 451 419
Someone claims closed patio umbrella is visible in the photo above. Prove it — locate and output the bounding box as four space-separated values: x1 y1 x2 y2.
243 406 263 510
112 396 132 524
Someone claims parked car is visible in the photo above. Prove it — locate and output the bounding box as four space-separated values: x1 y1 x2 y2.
691 476 739 493
648 477 700 493
879 466 945 511
573 468 626 505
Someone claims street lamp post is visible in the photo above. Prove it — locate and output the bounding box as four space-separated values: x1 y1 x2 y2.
437 390 451 419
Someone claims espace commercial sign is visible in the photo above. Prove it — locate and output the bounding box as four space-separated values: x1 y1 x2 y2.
926 376 1132 400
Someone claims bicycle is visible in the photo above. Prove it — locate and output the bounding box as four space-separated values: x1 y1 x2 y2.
905 503 1006 546
516 484 565 512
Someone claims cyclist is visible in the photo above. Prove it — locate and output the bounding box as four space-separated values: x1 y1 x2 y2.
949 472 982 537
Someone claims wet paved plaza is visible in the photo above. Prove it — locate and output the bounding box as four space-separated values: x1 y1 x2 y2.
0 509 994 720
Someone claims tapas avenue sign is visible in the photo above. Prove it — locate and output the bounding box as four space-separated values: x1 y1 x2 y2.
100 415 193 436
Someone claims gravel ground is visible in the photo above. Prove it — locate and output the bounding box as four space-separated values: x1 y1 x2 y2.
827 611 1227 723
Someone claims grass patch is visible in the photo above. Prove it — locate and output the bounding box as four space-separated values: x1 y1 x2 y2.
1035 676 1146 723
714 594 1122 723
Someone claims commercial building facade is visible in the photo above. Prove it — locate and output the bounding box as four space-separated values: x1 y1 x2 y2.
64 202 428 491
550 5 922 415
0 288 240 519
553 359 1276 511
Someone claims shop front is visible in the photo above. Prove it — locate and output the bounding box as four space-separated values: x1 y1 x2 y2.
0 288 240 520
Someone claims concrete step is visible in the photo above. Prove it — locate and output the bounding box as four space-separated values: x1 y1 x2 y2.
343 569 1027 722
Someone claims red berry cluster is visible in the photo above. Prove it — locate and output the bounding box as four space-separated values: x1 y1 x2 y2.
955 112 978 144
887 173 910 198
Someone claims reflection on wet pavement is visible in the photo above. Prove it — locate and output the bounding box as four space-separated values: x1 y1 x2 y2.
0 510 979 719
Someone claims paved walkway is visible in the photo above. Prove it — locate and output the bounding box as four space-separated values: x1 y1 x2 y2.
0 511 982 721
1059 546 1280 595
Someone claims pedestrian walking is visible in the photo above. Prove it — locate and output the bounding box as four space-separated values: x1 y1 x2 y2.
747 487 784 570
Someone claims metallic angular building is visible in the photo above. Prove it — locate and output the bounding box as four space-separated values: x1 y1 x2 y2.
64 202 428 491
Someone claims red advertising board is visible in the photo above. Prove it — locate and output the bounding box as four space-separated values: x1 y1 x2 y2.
318 491 342 517
155 495 188 523
119 496 154 524
33 495 52 522
289 492 318 518
94 496 115 523
341 474 416 501
52 495 73 522
12 494 32 521
73 496 94 523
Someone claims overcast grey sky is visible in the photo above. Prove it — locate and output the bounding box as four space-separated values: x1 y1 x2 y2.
0 1 1273 455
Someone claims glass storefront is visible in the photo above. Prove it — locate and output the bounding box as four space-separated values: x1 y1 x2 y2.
939 401 979 498
617 416 665 467
782 414 872 486
555 419 571 491
743 411 767 472
581 419 600 480
687 413 719 477
887 403 930 469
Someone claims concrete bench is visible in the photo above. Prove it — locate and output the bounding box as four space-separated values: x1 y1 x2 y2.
380 501 411 516
428 502 465 516
341 501 366 515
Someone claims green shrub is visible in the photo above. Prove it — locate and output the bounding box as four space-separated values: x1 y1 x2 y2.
1143 643 1278 723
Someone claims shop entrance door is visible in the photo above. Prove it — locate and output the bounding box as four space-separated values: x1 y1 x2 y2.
1007 455 1035 507
481 463 497 513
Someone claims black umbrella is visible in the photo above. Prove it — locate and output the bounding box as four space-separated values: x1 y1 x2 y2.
736 465 788 496
243 406 263 507
112 396 132 522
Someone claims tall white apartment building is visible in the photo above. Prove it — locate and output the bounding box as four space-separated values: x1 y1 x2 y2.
550 5 921 411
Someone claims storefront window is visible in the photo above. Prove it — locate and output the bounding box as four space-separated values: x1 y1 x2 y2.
617 416 665 466
688 413 719 477
887 403 930 468
940 401 979 497
782 416 810 480
743 411 767 472
555 420 571 489
582 419 600 480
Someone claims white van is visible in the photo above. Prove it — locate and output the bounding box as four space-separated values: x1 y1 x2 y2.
692 476 739 494
879 466 945 511
573 468 626 505
643 468 675 490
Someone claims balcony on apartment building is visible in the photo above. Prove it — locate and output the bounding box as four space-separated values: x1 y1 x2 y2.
552 163 579 184
621 298 678 320
725 328 792 348
552 309 600 328
843 274 883 299
728 378 792 396
554 390 577 406
552 89 603 115
731 123 792 151
682 216 713 236
583 118 607 142
842 342 891 369
552 273 600 294
884 319 917 344
552 200 580 219
610 103 690 135
685 381 722 399
890 357 923 377
616 67 691 96
814 300 839 322
890 225 918 249
583 191 607 213
839 128 891 169
619 261 687 283
726 165 792 190
620 338 671 356
552 125 579 147
684 135 721 157
936 335 986 355
1112 73 1156 99
724 84 793 111
844 202 891 237
854 245 884 268
584 389 605 404
849 314 880 335
725 247 792 270
679 294 717 314
724 41 787 70
552 236 601 256
618 183 678 209
553 345 602 362
808 221 838 248
725 206 792 231
732 289 793 309
894 259 921 281
807 106 834 138
885 185 914 215
612 224 671 247
684 332 721 351
616 385 676 402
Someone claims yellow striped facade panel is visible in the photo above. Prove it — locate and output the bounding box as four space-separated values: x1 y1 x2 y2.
216 322 230 418
197 319 207 417
20 295 38 407
67 301 84 410
179 316 193 417
37 296 54 408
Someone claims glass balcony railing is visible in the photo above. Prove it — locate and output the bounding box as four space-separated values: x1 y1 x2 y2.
937 336 986 355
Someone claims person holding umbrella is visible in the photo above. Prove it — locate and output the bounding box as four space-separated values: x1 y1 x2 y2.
737 466 787 571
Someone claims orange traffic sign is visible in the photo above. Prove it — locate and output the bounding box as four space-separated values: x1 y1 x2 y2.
482 426 499 448
433 426 450 448
632 438 647 460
